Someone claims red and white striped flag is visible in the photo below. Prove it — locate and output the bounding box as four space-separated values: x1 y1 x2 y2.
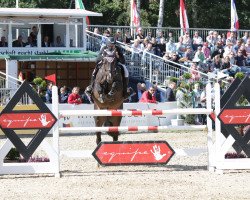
231 0 239 31
75 0 90 25
179 0 189 35
132 0 140 30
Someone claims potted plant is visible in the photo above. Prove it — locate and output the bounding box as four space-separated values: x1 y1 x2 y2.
33 77 47 101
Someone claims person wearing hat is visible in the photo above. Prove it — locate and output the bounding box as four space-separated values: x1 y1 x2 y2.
85 37 131 100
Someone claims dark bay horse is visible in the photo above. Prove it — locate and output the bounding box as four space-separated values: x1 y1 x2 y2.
92 49 124 144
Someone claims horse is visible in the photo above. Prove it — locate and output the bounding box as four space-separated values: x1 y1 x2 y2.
91 48 124 144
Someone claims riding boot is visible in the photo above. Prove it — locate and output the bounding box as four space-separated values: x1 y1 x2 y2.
85 66 99 96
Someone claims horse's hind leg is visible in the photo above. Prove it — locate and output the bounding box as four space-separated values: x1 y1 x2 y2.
95 116 105 145
112 133 118 141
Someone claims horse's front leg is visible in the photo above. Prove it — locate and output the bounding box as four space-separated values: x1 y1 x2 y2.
95 116 104 145
109 116 122 142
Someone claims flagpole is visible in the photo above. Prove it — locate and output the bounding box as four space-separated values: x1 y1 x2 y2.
16 0 19 39
130 0 133 36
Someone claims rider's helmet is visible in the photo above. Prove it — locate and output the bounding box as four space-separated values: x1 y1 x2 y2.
106 37 116 51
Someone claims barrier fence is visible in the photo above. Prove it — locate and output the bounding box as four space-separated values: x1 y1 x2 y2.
1 82 250 176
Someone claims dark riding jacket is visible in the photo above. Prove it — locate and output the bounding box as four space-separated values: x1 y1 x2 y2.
96 45 125 65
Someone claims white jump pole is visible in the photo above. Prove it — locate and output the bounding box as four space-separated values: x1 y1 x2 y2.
206 82 214 171
59 108 212 117
59 125 207 134
52 86 60 177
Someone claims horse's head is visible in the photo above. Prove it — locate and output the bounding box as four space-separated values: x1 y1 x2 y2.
101 48 118 84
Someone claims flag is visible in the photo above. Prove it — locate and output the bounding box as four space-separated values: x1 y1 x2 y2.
231 0 239 31
45 74 56 85
75 0 90 26
179 0 189 35
131 0 140 30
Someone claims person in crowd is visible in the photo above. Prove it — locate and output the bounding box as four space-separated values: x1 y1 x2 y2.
124 88 137 103
212 41 224 58
136 27 144 43
30 26 38 46
242 31 249 44
163 52 171 63
100 29 110 48
183 46 194 63
234 50 249 73
202 42 211 60
245 38 250 56
233 39 242 53
139 86 157 103
155 37 166 57
176 82 188 107
176 36 186 57
151 37 157 51
211 54 222 73
145 31 153 41
133 82 147 102
68 87 82 104
193 83 202 108
165 38 176 54
12 35 26 47
25 36 36 47
45 82 53 103
206 31 214 48
59 86 69 103
0 36 8 47
131 39 143 65
42 36 51 47
165 81 176 102
53 36 64 47
152 83 162 102
192 31 203 51
156 30 164 43
93 27 100 35
142 38 149 49
182 32 192 49
123 29 133 44
114 29 123 43
190 62 201 81
166 31 174 43
226 31 237 45
221 33 227 46
142 42 155 63
239 44 247 57
220 56 239 77
194 46 205 63
211 31 219 47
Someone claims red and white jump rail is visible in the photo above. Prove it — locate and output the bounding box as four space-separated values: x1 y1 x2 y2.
59 108 213 118
59 125 207 134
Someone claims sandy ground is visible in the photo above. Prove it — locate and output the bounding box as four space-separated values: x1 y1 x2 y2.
1 131 250 200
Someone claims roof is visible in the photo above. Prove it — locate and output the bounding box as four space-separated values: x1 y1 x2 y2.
0 8 102 18
0 50 98 61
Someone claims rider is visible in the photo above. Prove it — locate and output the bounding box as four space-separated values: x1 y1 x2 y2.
85 37 130 99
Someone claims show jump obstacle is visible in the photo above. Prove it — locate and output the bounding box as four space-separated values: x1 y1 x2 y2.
0 77 250 176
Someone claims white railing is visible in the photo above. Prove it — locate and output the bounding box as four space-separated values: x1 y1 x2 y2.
0 71 32 105
86 31 212 85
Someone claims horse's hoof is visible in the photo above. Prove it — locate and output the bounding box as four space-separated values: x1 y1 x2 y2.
97 163 100 168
